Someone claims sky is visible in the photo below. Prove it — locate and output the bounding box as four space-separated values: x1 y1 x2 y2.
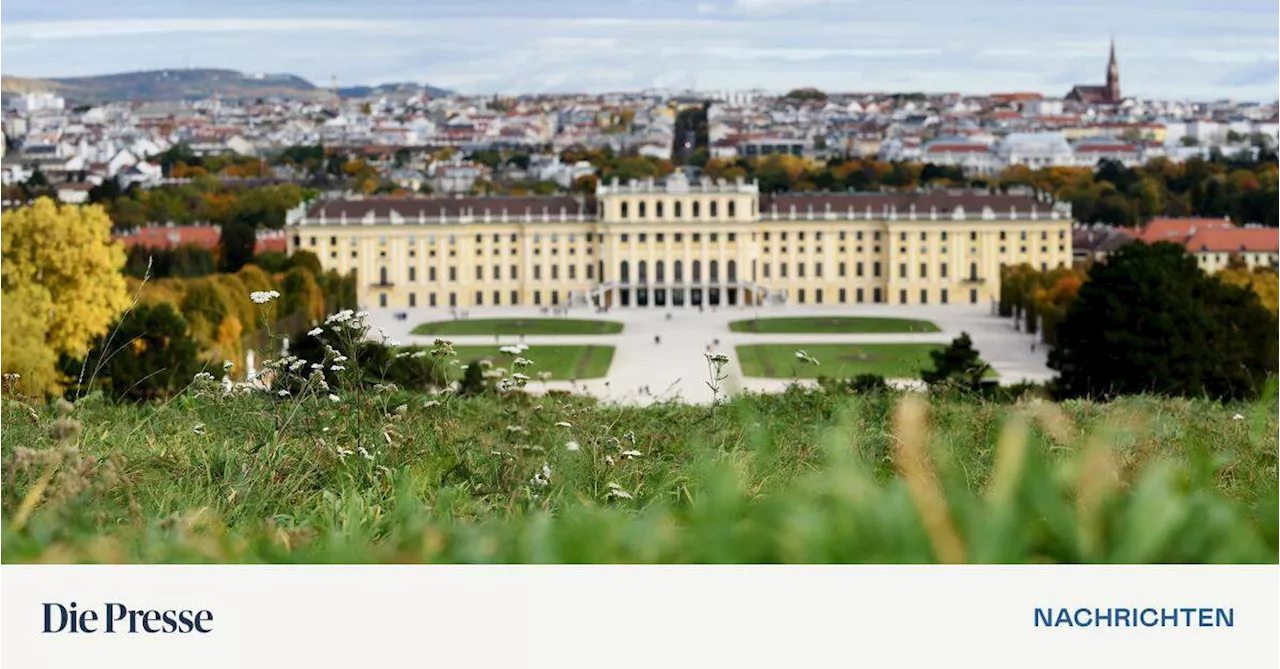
2 0 1277 100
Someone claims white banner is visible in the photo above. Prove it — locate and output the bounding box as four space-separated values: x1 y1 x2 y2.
2 566 1276 668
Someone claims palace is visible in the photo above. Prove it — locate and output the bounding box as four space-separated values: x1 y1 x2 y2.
286 173 1073 310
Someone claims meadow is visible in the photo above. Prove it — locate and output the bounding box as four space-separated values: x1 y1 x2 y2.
412 318 624 336
2 369 1275 563
728 316 940 334
452 345 615 380
736 343 954 379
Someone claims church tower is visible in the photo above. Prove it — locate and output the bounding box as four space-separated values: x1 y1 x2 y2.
1105 39 1120 103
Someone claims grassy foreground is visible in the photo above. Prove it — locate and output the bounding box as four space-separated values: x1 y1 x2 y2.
2 383 1276 564
413 318 623 336
729 316 939 334
737 343 960 379
453 345 615 380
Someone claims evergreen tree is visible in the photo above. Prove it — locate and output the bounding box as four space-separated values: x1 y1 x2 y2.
1048 241 1278 400
219 221 257 272
922 332 990 391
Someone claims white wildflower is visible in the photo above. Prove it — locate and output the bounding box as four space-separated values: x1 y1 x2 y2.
333 355 348 363
555 421 572 428
328 393 341 403
386 338 401 347
704 352 729 364
512 372 530 382
1232 413 1244 420
358 446 373 461
277 389 291 397
565 440 581 452
606 482 633 500
336 445 354 460
512 357 534 368
307 327 324 337
250 290 281 304
422 400 441 408
506 425 526 434
193 423 206 435
330 365 346 372
621 449 642 459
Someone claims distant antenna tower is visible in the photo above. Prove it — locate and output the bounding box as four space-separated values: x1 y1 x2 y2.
331 74 340 109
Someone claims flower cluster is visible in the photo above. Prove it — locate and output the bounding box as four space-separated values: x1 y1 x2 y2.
529 464 552 488
250 290 281 304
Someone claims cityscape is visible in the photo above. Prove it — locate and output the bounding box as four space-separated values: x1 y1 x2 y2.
1 0 1277 583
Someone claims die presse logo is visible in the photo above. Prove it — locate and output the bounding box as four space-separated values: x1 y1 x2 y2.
43 602 214 634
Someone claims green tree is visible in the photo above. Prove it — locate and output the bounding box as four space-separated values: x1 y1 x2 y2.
219 221 257 272
80 303 202 400
1048 242 1278 400
922 333 990 391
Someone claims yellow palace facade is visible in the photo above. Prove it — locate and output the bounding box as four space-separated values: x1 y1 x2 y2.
287 173 1074 309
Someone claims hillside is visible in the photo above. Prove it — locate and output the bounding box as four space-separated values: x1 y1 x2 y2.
337 81 453 100
1 69 326 103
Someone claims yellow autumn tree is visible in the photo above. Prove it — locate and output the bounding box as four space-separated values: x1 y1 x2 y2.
1 284 61 395
2 198 131 393
1217 266 1279 315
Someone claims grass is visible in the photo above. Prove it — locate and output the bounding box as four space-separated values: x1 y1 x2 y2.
2 383 1275 564
453 345 615 380
729 316 940 334
736 343 974 379
412 318 623 336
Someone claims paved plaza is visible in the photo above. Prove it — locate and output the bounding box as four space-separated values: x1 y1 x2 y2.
370 304 1052 405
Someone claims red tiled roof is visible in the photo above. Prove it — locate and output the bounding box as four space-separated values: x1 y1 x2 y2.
1184 228 1279 254
990 92 1044 102
115 226 221 250
1137 217 1234 244
925 144 989 153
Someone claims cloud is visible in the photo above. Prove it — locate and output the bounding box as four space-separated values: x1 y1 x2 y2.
0 1 1276 98
729 0 852 15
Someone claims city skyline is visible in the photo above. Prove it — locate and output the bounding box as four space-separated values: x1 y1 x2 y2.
2 0 1277 101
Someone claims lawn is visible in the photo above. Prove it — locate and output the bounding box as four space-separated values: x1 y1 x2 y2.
3 384 1275 563
453 344 615 380
729 316 940 334
737 343 959 379
413 318 623 336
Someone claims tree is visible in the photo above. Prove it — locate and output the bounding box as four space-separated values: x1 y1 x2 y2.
219 221 257 272
279 266 325 320
79 303 201 401
1048 242 1278 401
922 333 990 391
1 199 131 365
1 284 61 395
1217 266 1279 315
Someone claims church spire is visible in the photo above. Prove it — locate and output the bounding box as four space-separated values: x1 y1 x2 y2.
1105 38 1120 103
